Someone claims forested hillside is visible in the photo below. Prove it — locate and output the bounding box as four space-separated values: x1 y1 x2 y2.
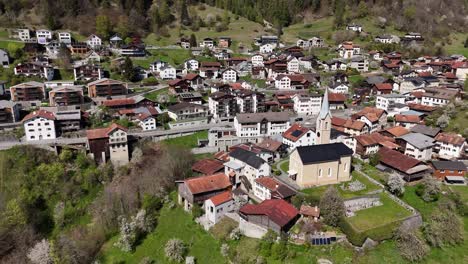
0 0 466 39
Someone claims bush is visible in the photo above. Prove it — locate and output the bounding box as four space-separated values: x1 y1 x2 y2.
417 177 441 202
164 238 186 262
424 206 464 247
319 187 345 226
387 174 405 196
395 226 429 262
191 204 204 219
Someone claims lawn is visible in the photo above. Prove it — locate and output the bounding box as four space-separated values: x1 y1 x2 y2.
448 185 468 203
98 203 226 264
0 40 24 50
337 171 381 199
279 160 289 173
144 87 177 104
282 17 335 44
132 49 192 69
361 163 388 185
346 192 412 232
444 33 468 57
144 4 267 49
400 185 438 220
162 130 208 148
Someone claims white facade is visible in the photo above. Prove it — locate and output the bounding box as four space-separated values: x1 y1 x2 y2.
86 35 102 49
292 94 322 116
0 49 9 68
437 141 465 160
234 118 290 138
108 128 129 166
283 130 316 149
421 95 450 107
287 57 300 73
138 117 156 131
376 94 406 111
225 157 271 186
204 196 234 225
24 115 56 141
329 84 349 94
275 75 291 89
454 67 468 81
259 44 274 54
349 58 369 72
57 32 72 44
222 69 237 83
184 59 199 71
404 142 433 161
14 29 30 41
251 55 264 66
159 66 176 79
36 30 52 45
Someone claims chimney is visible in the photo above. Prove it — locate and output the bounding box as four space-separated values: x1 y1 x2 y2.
315 205 318 211
275 184 279 189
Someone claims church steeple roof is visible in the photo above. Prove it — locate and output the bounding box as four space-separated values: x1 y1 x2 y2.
319 90 331 119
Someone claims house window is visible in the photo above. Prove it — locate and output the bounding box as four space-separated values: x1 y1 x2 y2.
344 163 348 171
318 169 322 177
328 168 332 177
210 206 213 213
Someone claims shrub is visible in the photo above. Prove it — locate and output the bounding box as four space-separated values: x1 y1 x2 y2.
417 176 441 202
191 204 204 219
220 243 229 257
27 239 52 264
387 174 405 196
424 206 464 247
395 226 429 262
164 238 186 262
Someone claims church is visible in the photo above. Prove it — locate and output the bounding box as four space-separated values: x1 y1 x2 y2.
288 92 353 189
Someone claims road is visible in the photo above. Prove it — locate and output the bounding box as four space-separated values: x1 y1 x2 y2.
0 121 232 150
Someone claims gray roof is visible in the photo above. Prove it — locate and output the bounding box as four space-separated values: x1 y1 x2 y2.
54 110 81 120
410 125 440 137
296 143 353 164
398 132 435 149
378 93 406 99
366 76 387 85
431 160 466 171
229 148 266 169
236 112 290 124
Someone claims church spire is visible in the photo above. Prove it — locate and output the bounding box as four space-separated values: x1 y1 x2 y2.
319 89 331 119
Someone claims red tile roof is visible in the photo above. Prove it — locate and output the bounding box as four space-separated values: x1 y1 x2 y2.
343 119 366 131
208 191 233 206
407 103 436 112
411 91 424 98
384 126 410 137
331 117 347 127
182 173 231 195
374 83 393 91
86 123 127 140
282 123 310 142
355 107 385 121
300 205 320 218
103 98 135 107
191 159 225 175
200 61 222 68
395 114 421 123
22 110 55 122
378 147 421 172
328 92 346 102
356 132 395 147
240 199 298 228
435 132 465 146
255 177 281 191
184 73 200 80
213 151 230 162
256 138 283 152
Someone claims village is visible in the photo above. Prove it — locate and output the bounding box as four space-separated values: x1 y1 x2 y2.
0 17 467 263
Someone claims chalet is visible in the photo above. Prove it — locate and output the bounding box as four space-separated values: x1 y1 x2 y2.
199 61 222 79
374 34 398 44
135 113 156 131
274 74 309 90
296 37 324 49
451 61 468 81
380 126 410 139
87 78 128 98
352 107 387 132
332 117 368 136
49 86 84 106
355 133 399 158
57 31 72 44
227 57 247 67
260 43 275 54
377 147 430 182
14 62 54 81
329 82 349 94
9 28 31 41
168 79 191 94
288 143 353 189
255 35 279 46
218 37 231 48
0 101 20 123
337 42 361 59
292 93 322 116
282 123 316 149
239 199 299 234
200 38 215 49
300 205 320 222
251 54 264 66
323 59 348 71
117 43 146 57
177 173 232 211
397 133 435 161
254 177 296 202
328 92 346 110
372 83 393 95
394 114 422 129
435 132 466 160
431 161 466 183
204 191 234 225
70 42 89 55
224 147 271 188
86 123 129 166
86 34 102 49
10 81 46 103
167 102 208 128
23 110 56 141
73 64 103 81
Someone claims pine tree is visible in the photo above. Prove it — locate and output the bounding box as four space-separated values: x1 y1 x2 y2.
464 37 468 48
189 34 197 47
122 57 137 82
180 0 191 26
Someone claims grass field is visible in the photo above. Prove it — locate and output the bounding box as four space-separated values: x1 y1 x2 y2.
444 33 468 57
132 49 192 68
0 40 24 50
162 130 208 148
98 203 226 263
144 4 267 49
346 192 412 232
361 163 388 185
400 185 438 220
448 185 468 203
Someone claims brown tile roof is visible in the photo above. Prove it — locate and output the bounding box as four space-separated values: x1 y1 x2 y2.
355 107 385 121
411 91 424 98
240 199 298 228
135 112 153 121
254 177 297 199
282 123 310 142
184 73 200 80
343 119 366 131
395 114 421 123
332 117 347 127
192 159 225 175
356 132 395 147
384 126 410 137
200 61 221 68
378 147 422 172
300 205 320 218
407 103 436 112
213 151 230 162
256 138 283 152
22 110 55 122
182 173 231 195
208 191 233 206
86 123 127 140
435 132 465 146
328 92 346 102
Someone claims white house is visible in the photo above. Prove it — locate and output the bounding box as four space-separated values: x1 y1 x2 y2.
86 34 102 49
36 29 52 45
224 148 271 187
159 65 177 79
346 24 362 32
0 49 9 68
57 31 72 44
23 110 56 141
435 133 466 160
337 42 361 59
184 59 199 71
11 28 30 41
274 74 308 90
135 113 156 131
221 68 238 83
296 37 324 49
259 43 274 54
234 112 290 138
282 123 316 149
399 78 426 94
251 54 264 66
329 82 349 94
376 94 406 111
349 56 369 72
421 88 458 107
254 177 296 201
292 93 322 116
204 191 234 225
287 57 300 73
398 133 434 161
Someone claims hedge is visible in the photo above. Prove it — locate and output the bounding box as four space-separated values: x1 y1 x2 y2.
339 217 402 246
